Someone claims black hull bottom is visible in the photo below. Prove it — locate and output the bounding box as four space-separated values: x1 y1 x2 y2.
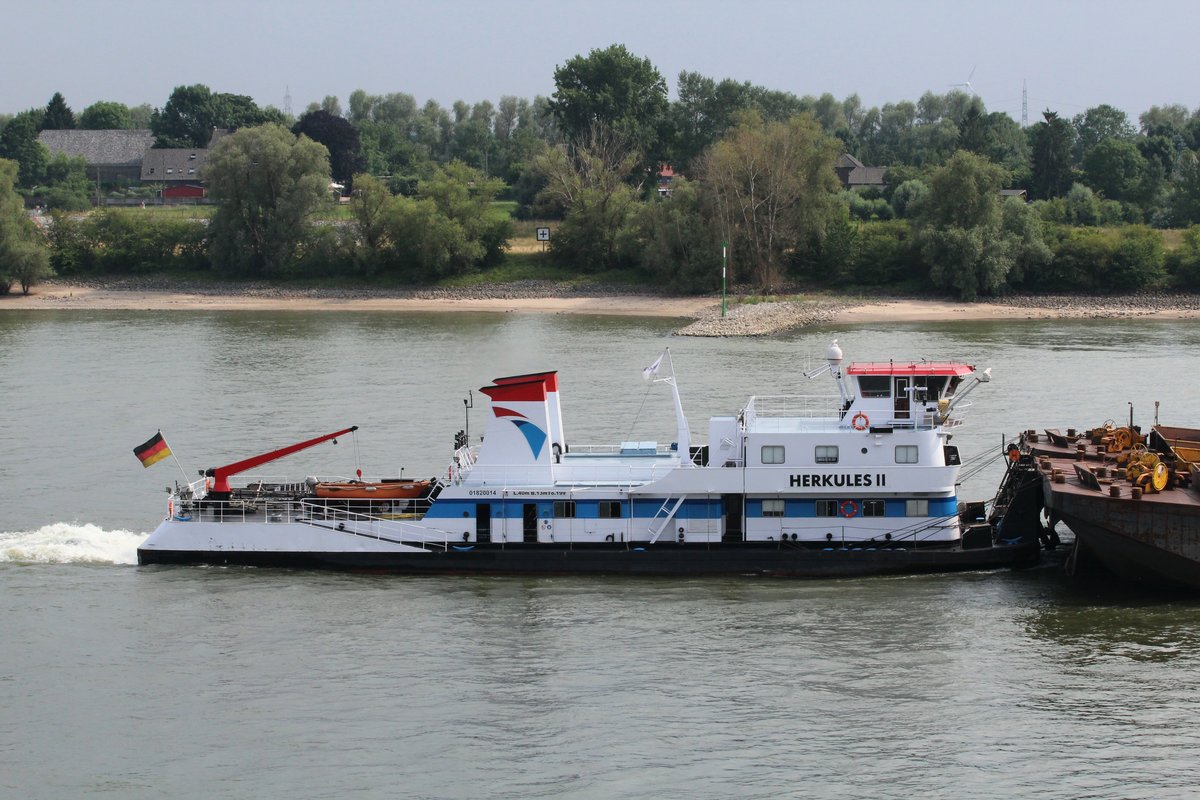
1063 513 1200 592
137 542 1041 577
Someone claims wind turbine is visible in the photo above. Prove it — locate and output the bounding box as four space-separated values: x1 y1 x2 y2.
950 65 977 95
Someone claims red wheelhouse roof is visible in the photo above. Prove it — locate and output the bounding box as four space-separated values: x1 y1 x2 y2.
846 362 975 377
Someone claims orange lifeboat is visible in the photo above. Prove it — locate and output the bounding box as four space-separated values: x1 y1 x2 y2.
313 480 431 500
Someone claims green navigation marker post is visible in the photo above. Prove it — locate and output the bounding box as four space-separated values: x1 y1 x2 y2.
721 240 727 318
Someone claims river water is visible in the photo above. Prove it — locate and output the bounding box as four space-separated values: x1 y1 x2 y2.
2 309 1199 799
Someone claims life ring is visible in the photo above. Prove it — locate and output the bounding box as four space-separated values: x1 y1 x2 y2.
851 412 870 431
840 499 859 518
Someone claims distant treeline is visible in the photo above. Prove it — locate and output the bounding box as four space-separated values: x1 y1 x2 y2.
6 44 1200 297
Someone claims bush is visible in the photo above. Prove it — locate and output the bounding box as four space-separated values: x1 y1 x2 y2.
48 209 208 274
852 220 921 286
1166 225 1200 289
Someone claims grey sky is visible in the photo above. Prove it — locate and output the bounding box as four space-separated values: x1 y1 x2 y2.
2 0 1195 124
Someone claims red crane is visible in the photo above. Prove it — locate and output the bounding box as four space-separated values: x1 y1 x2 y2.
204 426 358 495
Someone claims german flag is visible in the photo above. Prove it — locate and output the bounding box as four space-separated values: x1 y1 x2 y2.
134 432 172 468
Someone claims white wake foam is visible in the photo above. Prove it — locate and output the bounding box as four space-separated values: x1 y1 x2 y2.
0 523 148 565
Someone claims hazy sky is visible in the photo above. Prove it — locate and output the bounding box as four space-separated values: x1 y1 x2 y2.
3 0 1195 125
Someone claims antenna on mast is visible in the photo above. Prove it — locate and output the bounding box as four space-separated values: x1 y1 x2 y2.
284 85 293 117
1021 79 1028 127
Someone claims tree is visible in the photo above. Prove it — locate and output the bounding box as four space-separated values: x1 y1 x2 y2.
617 177 722 291
914 150 1031 299
1072 104 1135 161
533 125 640 272
550 44 668 176
1029 110 1076 199
1081 137 1151 204
153 84 270 147
292 109 364 188
0 159 53 294
205 124 331 277
696 111 841 287
0 110 48 188
80 101 133 130
42 153 91 210
42 92 75 130
1168 151 1200 226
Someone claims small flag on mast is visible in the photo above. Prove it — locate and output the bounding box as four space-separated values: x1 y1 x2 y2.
133 431 172 468
642 351 665 381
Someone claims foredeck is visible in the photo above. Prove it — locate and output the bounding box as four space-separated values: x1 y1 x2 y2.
1024 427 1200 510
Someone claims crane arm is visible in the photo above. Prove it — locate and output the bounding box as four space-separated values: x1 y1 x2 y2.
205 426 358 493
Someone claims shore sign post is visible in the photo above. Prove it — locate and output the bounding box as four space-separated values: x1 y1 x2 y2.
537 226 550 253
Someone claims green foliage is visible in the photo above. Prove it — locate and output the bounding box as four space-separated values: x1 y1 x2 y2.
80 101 133 130
841 190 894 221
1026 225 1165 293
844 219 920 286
42 153 91 210
42 92 75 130
206 124 332 277
616 178 721 291
1082 137 1151 205
1063 183 1101 225
153 84 272 148
698 111 841 287
1167 151 1200 226
0 159 53 294
1108 225 1165 290
550 44 668 173
1166 225 1200 288
348 167 511 281
1073 104 1136 162
0 111 48 188
1030 110 1076 199
534 130 641 272
915 150 1026 299
47 209 207 274
890 179 929 218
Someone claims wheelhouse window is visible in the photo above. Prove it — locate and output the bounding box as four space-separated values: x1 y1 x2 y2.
906 499 929 517
761 445 785 464
598 500 622 519
815 445 839 464
858 376 891 398
816 499 838 517
553 500 576 518
863 500 886 517
895 445 919 464
761 499 785 518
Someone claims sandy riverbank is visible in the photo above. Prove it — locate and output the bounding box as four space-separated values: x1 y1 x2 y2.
4 279 1200 333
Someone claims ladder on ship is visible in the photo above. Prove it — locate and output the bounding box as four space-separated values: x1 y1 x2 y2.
648 496 686 544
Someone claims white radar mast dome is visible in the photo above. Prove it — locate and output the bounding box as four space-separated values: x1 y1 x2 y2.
826 339 843 367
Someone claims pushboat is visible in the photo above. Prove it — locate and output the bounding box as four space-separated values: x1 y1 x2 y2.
137 342 1045 576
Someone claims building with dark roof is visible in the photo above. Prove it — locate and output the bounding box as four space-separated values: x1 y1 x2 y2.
140 149 209 183
37 129 156 182
835 153 888 191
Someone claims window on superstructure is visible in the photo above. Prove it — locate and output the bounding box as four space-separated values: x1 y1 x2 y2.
762 499 785 517
858 376 891 398
895 445 919 464
906 499 929 517
553 500 576 518
598 500 622 519
863 500 885 517
816 499 838 517
761 445 785 464
815 445 839 464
